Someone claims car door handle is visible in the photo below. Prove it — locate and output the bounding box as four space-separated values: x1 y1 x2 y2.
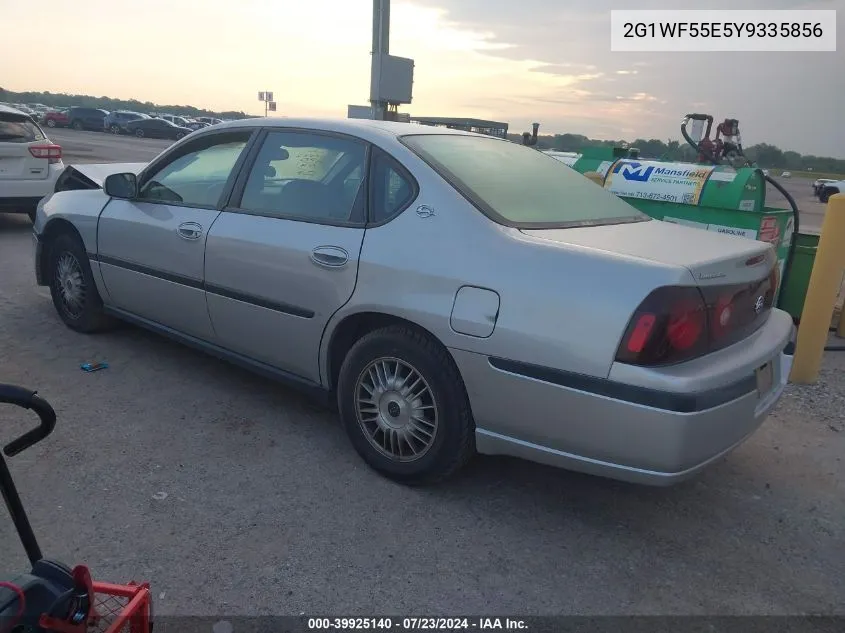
310 246 349 268
177 222 203 240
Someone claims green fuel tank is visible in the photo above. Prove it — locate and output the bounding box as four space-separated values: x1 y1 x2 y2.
543 149 795 301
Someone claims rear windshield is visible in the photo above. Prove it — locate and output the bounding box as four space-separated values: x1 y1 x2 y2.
0 115 45 143
401 134 648 228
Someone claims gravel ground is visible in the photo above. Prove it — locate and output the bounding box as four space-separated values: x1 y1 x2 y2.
1 211 844 617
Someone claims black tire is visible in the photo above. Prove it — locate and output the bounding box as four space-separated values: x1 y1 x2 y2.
71 120 83 130
48 232 114 333
135 128 144 138
820 187 835 204
336 325 475 485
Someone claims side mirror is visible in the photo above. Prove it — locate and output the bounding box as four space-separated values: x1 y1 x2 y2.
104 173 137 199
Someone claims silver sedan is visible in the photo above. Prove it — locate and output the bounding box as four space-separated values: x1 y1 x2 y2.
33 118 793 485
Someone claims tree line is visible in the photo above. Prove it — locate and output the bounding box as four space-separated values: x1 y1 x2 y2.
0 87 250 121
509 132 844 175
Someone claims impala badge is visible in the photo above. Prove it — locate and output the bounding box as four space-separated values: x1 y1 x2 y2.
416 205 435 218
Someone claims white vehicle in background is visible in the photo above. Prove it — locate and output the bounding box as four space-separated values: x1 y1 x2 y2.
780 171 791 178
195 116 223 126
813 178 839 197
152 113 207 131
0 104 64 222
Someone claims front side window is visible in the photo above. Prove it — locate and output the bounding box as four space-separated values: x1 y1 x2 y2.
401 134 648 228
138 131 250 207
237 131 367 223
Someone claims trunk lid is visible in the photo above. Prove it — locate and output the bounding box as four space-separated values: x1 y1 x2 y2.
520 218 776 287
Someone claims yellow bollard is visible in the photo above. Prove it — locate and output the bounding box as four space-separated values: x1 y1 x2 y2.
790 193 845 383
584 171 604 186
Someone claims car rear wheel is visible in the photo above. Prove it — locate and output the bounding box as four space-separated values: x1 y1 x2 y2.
48 233 114 333
110 125 121 134
175 132 185 140
135 129 144 138
71 121 83 130
337 325 475 485
46 119 56 128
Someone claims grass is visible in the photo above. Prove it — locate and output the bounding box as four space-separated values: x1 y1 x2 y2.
779 170 845 181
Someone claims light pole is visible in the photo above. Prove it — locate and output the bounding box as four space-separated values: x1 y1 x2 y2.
370 0 390 121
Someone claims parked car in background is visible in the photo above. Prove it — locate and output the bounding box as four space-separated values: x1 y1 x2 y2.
11 105 39 123
184 119 210 131
43 110 70 128
0 104 64 222
32 118 793 487
195 116 223 126
780 171 792 178
104 110 149 134
812 178 839 197
67 107 109 131
154 113 195 129
124 117 192 140
816 180 843 203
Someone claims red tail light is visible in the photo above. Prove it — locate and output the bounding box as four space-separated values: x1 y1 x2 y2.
29 144 62 164
616 269 776 367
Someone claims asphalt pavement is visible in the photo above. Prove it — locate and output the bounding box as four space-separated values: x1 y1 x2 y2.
0 130 843 617
47 128 172 164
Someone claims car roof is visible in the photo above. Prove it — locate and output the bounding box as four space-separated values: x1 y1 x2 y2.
0 103 30 117
212 117 487 143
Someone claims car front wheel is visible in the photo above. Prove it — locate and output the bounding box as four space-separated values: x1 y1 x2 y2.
337 325 475 485
48 233 114 333
71 121 83 130
135 129 144 138
46 119 56 128
110 125 121 134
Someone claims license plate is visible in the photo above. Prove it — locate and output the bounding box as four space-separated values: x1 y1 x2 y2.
756 362 774 397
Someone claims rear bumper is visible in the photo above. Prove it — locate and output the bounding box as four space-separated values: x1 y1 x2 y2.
0 196 43 212
0 163 64 210
451 309 794 485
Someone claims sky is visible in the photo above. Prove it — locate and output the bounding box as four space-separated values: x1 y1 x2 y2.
2 0 843 157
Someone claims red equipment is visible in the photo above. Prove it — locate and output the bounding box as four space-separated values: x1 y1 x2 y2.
682 113 748 167
0 385 153 633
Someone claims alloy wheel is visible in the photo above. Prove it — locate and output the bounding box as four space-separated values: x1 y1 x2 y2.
355 357 439 462
55 252 86 320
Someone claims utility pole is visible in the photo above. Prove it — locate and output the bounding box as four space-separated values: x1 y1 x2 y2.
370 0 390 121
258 91 276 117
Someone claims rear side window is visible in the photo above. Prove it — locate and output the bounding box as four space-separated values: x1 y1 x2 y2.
402 134 648 229
0 115 45 143
369 149 415 224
